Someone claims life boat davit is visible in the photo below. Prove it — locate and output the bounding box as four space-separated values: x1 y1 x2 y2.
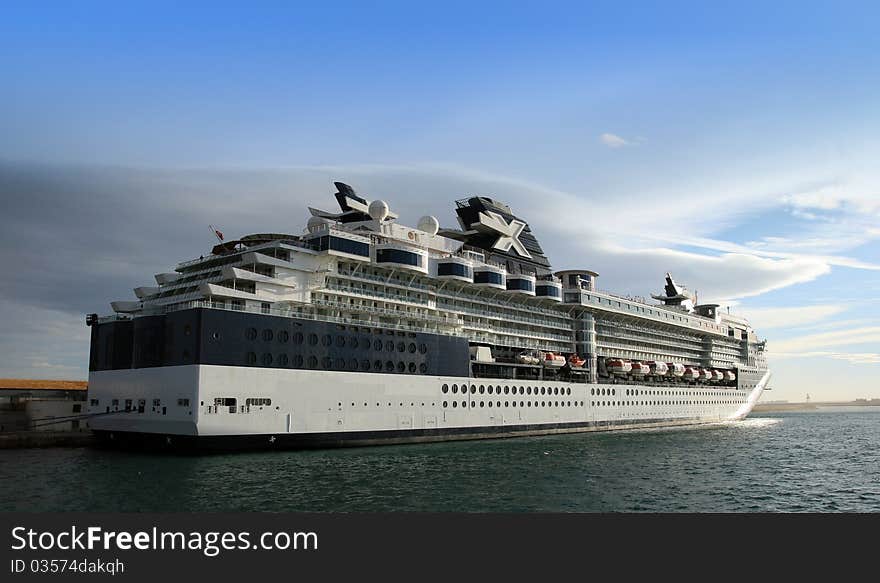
543 352 566 368
684 366 700 381
606 358 632 376
666 362 686 377
712 369 725 381
725 370 737 382
630 361 650 376
700 368 714 381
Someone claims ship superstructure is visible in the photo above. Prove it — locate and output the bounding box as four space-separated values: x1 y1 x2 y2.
86 182 770 450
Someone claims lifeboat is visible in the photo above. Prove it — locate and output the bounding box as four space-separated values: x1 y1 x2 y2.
700 368 714 381
568 354 586 368
630 361 650 376
725 370 737 382
666 362 685 377
543 352 566 368
683 366 700 381
648 361 668 376
712 369 725 381
606 358 632 376
516 351 540 365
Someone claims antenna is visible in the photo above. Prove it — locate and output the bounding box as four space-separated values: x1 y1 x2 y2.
209 224 224 243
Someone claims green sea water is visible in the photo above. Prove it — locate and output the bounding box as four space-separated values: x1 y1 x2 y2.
2 408 878 512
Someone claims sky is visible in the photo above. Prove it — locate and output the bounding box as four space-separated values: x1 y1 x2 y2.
1 1 878 402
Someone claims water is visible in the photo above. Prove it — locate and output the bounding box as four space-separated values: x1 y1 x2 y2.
2 408 879 512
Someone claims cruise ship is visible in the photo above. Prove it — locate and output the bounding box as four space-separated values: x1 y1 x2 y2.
86 182 770 450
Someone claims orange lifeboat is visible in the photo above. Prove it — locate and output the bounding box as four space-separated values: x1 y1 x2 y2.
667 362 685 377
630 361 650 376
543 352 566 368
712 369 725 381
606 358 632 376
684 366 700 381
568 354 586 368
648 361 668 376
700 368 714 381
725 370 737 382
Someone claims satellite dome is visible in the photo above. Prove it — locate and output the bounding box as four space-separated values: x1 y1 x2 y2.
307 216 331 232
368 200 390 221
417 215 440 235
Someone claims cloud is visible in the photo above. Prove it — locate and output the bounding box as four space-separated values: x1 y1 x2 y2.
0 160 874 379
599 133 630 148
734 305 847 330
769 326 880 354
769 351 880 365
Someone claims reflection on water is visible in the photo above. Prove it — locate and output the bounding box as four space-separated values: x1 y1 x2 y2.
1 410 878 512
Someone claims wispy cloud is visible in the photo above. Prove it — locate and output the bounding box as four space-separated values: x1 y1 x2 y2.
770 326 880 354
736 305 848 330
599 133 631 148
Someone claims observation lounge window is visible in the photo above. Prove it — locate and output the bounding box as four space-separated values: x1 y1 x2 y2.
474 271 503 285
312 235 370 257
536 285 561 297
506 278 534 292
376 249 421 267
438 262 472 278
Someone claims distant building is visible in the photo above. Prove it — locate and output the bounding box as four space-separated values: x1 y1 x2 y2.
0 379 88 432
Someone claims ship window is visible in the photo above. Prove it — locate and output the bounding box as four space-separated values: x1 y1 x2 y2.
397 341 406 352
262 353 273 366
452 401 457 408
397 361 405 372
419 363 427 373
442 384 449 393
322 357 332 369
419 343 428 354
294 332 303 344
470 385 476 394
506 278 534 292
408 362 417 373
536 285 561 298
438 262 471 278
279 354 289 366
278 330 289 343
385 361 394 372
246 328 257 340
322 334 332 346
309 334 318 345
474 271 503 285
443 401 448 408
408 342 417 353
452 384 458 394
263 329 273 342
385 340 395 352
246 352 257 365
376 248 421 267
307 356 318 368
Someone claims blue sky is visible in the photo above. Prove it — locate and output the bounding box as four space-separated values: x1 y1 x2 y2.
1 1 879 401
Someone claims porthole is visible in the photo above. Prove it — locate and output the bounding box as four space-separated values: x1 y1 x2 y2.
246 328 257 341
488 401 493 408
322 356 332 369
294 332 304 344
419 343 427 354
350 359 359 370
385 361 394 372
374 360 382 371
443 401 448 408
398 341 406 352
452 384 458 394
374 339 383 351
322 334 332 346
246 352 257 365
470 384 476 394
527 387 532 395
409 343 417 353
397 361 406 373
419 363 427 373
591 388 595 395
361 359 370 370
487 385 494 394
504 386 509 395
308 356 318 368
479 385 485 394
452 401 457 408
309 334 318 345
262 353 273 366
278 354 289 366
385 340 395 352
184 324 192 336
336 358 345 369
408 362 417 373
294 354 304 367
519 387 525 395
480 401 485 408
263 329 274 342
337 336 345 347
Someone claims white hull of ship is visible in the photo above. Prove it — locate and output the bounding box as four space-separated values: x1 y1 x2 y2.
87 365 770 450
